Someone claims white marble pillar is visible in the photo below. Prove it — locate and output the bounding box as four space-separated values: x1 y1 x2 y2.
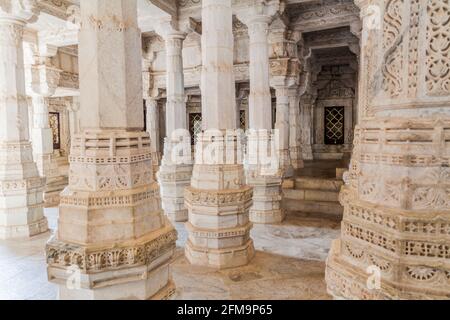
288 88 303 170
31 96 53 172
274 86 294 177
238 2 284 224
326 0 450 299
145 97 161 176
247 17 272 131
142 59 161 175
185 0 254 269
46 0 176 300
300 94 314 160
67 96 80 138
0 1 48 239
28 57 63 206
155 23 193 223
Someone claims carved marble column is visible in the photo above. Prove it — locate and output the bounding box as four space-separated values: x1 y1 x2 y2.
288 88 303 170
237 1 285 224
185 0 254 268
145 97 161 177
300 93 314 161
0 1 48 239
155 22 193 223
46 0 176 300
67 96 80 138
28 52 64 207
274 86 294 177
142 57 161 178
326 0 450 299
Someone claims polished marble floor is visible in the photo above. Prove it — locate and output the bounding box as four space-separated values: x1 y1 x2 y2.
0 209 340 300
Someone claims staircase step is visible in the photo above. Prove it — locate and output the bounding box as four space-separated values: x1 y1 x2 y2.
295 177 343 192
282 199 343 216
283 188 339 202
298 169 336 179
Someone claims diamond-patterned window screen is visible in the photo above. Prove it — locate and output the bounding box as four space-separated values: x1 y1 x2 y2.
49 112 61 150
143 100 147 132
240 110 246 131
189 113 202 146
324 107 345 145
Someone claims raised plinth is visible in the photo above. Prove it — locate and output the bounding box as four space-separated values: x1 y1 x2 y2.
185 185 255 269
158 137 193 222
0 142 48 239
159 163 193 222
247 174 284 224
185 222 255 269
326 119 450 300
245 130 285 224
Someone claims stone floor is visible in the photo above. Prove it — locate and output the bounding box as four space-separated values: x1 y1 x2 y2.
0 209 340 300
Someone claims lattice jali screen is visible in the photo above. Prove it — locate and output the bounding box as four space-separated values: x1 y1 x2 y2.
324 107 345 145
189 113 202 146
240 110 246 131
49 112 61 150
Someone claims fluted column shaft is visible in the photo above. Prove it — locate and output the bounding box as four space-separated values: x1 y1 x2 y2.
248 17 272 130
165 33 187 135
275 86 293 177
288 89 303 169
145 97 160 155
31 96 53 171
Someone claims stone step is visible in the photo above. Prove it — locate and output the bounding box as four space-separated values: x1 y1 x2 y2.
282 198 343 216
283 188 340 202
303 160 344 169
297 168 336 179
294 177 343 192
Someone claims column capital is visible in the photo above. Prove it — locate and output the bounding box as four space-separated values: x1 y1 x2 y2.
354 0 372 11
30 64 61 97
153 17 186 41
235 0 281 27
66 96 80 113
0 0 39 24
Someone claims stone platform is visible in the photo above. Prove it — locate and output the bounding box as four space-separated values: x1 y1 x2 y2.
0 208 339 300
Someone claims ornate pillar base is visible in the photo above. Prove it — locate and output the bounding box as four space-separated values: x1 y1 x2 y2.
46 131 177 300
47 223 177 300
151 151 161 179
185 181 255 269
246 130 285 224
326 236 450 300
158 138 193 222
247 175 284 224
326 239 390 300
56 279 176 301
185 132 255 269
0 142 48 239
326 119 450 300
159 163 193 222
184 218 255 269
278 149 294 179
302 145 314 161
289 146 304 170
34 153 67 207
